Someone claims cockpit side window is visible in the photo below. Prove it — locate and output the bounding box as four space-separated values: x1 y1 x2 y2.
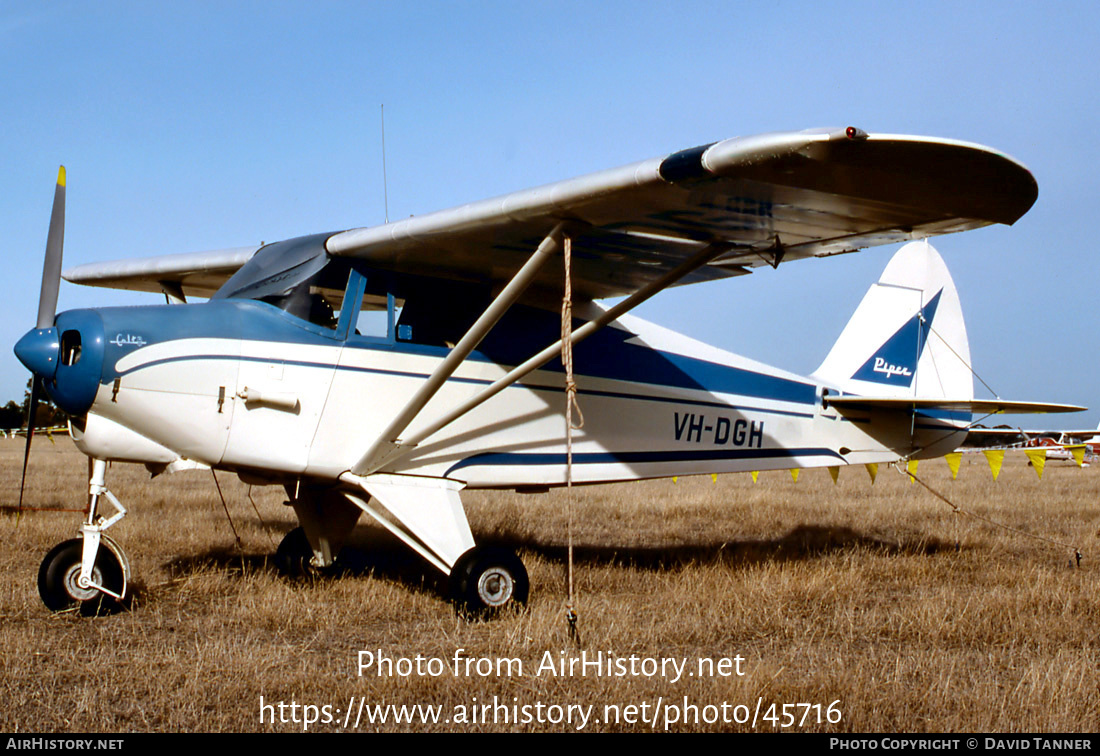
346 272 487 348
394 279 487 348
352 291 405 340
395 293 458 347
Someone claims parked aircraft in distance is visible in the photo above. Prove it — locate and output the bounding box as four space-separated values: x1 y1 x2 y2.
2 425 69 439
965 422 1099 461
14 128 1083 615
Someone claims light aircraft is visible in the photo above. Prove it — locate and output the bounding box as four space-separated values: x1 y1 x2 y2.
14 127 1083 615
1082 424 1100 456
964 421 1100 461
1027 438 1082 463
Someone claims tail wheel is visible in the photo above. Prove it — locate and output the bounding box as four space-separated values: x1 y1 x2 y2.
38 538 125 616
449 546 528 615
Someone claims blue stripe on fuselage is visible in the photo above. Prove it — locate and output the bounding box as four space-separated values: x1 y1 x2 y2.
114 350 818 421
473 304 816 404
95 299 817 406
444 447 844 477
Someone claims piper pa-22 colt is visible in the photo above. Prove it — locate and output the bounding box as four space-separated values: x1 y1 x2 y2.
15 127 1082 615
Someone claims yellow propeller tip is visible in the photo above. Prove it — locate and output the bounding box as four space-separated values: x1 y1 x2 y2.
57 166 66 187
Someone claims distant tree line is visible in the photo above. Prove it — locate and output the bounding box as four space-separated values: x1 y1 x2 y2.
0 380 65 430
0 401 23 429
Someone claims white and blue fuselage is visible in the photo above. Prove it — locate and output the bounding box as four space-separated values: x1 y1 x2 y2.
58 277 965 488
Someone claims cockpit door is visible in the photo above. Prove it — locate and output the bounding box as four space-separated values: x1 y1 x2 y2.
220 269 360 476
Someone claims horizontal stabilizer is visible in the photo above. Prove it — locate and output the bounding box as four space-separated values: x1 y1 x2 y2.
827 397 1085 414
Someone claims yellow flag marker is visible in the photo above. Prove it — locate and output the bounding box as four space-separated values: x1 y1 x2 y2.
711 473 717 483
906 458 919 483
865 463 878 484
789 468 800 483
750 471 759 483
672 476 678 484
828 466 839 484
982 449 1005 481
1024 449 1046 480
944 452 962 480
1068 445 1086 467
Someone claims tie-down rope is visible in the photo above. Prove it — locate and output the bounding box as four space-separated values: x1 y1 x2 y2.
895 462 1083 566
562 236 584 645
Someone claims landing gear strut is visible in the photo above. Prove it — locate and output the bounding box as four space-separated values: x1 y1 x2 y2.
336 476 528 615
38 458 130 614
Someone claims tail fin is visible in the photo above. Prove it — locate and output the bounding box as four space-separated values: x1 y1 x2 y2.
812 241 973 401
1086 420 1100 445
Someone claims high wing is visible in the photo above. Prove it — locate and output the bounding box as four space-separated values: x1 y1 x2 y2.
325 128 1036 300
62 128 1038 301
64 246 259 300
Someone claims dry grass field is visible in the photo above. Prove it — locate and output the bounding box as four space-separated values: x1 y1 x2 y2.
1 437 1097 733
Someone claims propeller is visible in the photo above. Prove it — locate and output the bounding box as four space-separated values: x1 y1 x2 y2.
17 166 66 510
38 166 65 329
17 379 42 510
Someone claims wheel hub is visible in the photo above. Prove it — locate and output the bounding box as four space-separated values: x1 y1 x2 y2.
61 563 102 602
477 567 514 606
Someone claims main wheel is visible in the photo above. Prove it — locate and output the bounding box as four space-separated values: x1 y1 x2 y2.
38 538 125 616
274 527 316 577
274 526 345 578
449 547 529 615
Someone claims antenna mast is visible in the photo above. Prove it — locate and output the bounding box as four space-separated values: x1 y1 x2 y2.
381 104 389 224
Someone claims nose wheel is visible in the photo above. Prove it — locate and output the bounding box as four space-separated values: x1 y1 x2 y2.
36 458 131 615
38 537 127 615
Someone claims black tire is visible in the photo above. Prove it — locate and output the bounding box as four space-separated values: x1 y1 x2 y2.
38 538 125 616
274 526 345 578
449 546 529 615
274 527 315 577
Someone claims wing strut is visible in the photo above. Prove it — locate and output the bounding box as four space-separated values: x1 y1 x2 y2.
353 223 565 474
353 238 736 476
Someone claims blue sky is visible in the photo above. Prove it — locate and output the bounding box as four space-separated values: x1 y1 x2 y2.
3 1 1098 428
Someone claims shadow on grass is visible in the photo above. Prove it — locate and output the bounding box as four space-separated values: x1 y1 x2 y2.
500 524 953 572
161 526 451 596
156 524 953 600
